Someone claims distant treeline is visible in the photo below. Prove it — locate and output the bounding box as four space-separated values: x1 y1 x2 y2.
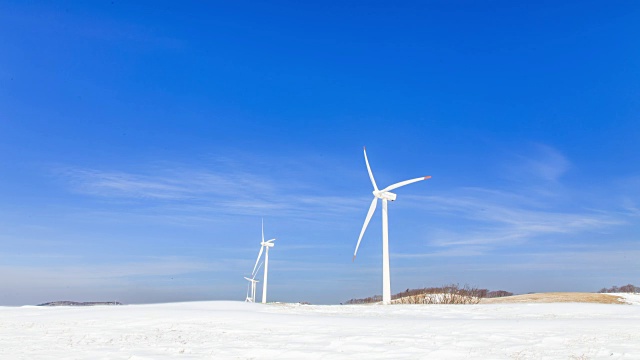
598 284 639 293
345 284 513 305
37 301 122 306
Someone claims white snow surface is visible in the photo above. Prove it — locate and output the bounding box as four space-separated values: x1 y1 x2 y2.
2 296 640 359
614 292 640 305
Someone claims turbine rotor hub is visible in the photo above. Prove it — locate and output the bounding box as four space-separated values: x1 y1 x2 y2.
373 190 397 201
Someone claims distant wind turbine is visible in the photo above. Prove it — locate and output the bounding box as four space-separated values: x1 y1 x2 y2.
353 147 431 305
244 261 263 302
252 219 275 304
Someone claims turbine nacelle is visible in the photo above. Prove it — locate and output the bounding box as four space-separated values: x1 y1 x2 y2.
373 190 397 201
261 239 275 248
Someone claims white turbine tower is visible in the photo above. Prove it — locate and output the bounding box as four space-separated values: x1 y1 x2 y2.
252 220 275 304
353 147 430 305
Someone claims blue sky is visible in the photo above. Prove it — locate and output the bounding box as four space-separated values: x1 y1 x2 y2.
1 1 639 305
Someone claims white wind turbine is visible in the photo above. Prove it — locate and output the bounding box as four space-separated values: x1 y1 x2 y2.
252 220 275 304
353 147 431 305
244 261 263 302
244 276 258 302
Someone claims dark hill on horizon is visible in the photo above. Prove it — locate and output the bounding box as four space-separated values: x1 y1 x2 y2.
37 301 123 306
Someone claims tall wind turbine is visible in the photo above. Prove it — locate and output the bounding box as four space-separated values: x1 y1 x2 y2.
252 220 275 304
353 147 430 304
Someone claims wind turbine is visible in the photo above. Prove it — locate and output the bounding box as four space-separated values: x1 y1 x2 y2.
244 277 257 302
252 220 275 304
353 147 430 305
244 261 263 302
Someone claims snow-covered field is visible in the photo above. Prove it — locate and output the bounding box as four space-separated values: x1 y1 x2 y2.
1 294 640 359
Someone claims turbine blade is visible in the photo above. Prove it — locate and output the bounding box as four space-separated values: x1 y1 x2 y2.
252 261 264 279
381 176 431 192
252 246 264 275
353 197 378 261
247 282 250 300
261 218 265 243
363 147 379 191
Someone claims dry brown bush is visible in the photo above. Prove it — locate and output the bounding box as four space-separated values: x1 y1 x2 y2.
345 284 514 305
391 284 483 304
598 284 639 293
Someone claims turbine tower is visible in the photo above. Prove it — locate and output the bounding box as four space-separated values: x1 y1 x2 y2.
353 147 430 304
252 219 275 304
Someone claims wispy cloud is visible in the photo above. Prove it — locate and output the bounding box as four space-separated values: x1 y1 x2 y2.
54 145 629 252
617 175 640 217
504 143 570 183
411 145 627 251
64 169 192 199
406 187 622 248
458 246 640 273
394 245 488 258
55 159 364 223
523 144 570 182
60 167 275 201
395 144 626 256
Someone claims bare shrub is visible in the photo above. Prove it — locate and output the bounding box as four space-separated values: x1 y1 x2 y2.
345 284 515 304
391 284 483 304
598 284 639 293
344 295 382 305
486 290 514 298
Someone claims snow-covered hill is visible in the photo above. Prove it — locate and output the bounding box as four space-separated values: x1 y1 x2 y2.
1 297 639 359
